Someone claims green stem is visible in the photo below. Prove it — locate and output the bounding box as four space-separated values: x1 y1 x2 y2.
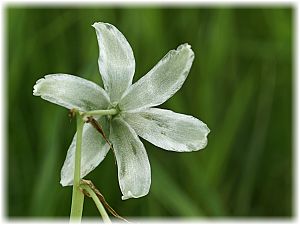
81 184 111 223
81 108 118 117
70 112 85 222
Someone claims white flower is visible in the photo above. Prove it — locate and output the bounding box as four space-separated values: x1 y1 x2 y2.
33 22 210 200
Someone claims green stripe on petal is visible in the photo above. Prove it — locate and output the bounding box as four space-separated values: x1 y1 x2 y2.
60 117 110 186
33 74 110 112
110 118 151 200
93 22 135 103
123 108 210 152
119 44 194 111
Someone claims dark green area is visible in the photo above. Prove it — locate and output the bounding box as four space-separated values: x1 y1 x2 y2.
7 6 293 219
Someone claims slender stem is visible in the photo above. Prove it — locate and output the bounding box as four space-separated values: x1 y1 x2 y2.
81 108 118 117
81 184 111 223
70 112 85 222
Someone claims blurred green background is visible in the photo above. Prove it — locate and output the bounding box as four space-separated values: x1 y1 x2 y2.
7 6 293 218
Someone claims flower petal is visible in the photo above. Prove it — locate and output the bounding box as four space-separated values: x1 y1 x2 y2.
33 74 110 111
119 44 194 111
122 108 210 152
110 118 151 200
60 117 110 186
93 22 135 103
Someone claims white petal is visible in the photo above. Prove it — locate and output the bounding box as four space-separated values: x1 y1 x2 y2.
93 22 135 103
33 74 110 111
119 44 194 111
110 118 151 200
60 117 110 186
122 108 210 152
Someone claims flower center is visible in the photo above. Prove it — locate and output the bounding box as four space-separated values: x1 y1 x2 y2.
107 102 121 119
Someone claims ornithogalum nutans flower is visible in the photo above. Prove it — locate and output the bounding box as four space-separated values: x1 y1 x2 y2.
33 22 210 200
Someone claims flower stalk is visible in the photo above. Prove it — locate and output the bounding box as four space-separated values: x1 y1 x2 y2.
81 183 111 223
69 110 114 222
70 111 85 222
81 108 118 117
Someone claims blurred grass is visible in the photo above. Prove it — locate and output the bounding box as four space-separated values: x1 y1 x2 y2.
7 6 293 218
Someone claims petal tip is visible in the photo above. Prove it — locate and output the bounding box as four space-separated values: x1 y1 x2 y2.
121 191 134 200
182 43 191 48
59 179 68 187
91 22 100 28
60 173 73 186
204 123 211 136
176 43 194 60
92 22 114 31
198 123 210 150
60 168 72 187
121 190 148 200
92 22 105 31
177 43 192 50
33 77 45 96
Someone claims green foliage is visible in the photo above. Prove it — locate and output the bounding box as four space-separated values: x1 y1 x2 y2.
7 7 292 218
